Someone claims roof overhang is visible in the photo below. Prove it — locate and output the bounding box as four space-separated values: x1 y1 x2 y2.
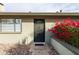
0 12 79 16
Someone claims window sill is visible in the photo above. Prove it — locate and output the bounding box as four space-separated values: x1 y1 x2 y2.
0 32 22 34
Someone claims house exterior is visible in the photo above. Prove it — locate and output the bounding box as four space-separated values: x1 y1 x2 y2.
0 12 79 45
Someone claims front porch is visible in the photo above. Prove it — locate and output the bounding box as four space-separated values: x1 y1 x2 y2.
0 43 59 55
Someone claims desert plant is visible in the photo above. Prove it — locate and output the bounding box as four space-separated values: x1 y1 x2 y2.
22 37 27 45
6 37 32 55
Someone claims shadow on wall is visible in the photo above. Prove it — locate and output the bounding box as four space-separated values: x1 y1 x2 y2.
45 30 52 45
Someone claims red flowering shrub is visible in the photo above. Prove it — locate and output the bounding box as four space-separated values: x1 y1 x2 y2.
49 17 79 48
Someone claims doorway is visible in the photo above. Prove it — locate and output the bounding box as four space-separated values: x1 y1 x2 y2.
34 19 45 44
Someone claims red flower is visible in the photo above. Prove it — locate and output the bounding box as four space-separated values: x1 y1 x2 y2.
54 20 61 25
63 17 74 26
73 21 79 28
49 17 79 42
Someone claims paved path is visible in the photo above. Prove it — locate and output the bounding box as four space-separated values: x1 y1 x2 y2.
0 44 59 55
30 44 59 55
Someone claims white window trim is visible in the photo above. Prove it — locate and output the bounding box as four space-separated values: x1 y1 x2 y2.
0 19 22 34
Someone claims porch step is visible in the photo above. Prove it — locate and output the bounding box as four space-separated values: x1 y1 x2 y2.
30 44 50 55
35 44 44 46
29 44 59 55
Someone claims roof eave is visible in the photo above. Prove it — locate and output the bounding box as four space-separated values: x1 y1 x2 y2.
0 12 79 16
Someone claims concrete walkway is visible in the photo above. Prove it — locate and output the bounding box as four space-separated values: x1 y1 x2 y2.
0 44 59 55
30 44 59 55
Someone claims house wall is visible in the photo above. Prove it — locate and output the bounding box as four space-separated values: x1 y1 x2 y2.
0 18 34 45
0 16 55 45
0 16 78 45
45 18 55 44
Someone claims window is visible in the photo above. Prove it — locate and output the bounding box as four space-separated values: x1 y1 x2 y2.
0 19 22 33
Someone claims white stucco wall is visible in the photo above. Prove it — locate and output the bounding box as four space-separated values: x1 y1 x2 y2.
45 18 55 44
0 17 55 45
0 18 34 45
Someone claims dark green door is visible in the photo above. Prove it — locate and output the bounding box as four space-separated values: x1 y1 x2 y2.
34 19 45 43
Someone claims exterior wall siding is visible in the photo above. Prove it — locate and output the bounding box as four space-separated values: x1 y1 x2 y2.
0 18 34 45
45 18 55 44
0 17 55 45
0 16 78 45
0 16 57 45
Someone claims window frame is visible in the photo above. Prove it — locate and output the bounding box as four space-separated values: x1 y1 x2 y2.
0 18 22 34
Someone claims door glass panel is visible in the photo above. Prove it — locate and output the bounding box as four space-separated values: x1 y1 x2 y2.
34 19 45 42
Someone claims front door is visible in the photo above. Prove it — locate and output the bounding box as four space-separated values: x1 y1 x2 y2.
34 19 45 44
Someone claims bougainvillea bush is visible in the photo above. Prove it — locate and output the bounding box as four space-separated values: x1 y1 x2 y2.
49 17 79 48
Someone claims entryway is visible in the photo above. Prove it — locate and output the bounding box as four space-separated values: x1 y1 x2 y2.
34 19 45 45
30 44 59 55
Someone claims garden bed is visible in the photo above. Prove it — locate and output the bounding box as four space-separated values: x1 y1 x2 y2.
49 17 79 55
51 37 79 55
